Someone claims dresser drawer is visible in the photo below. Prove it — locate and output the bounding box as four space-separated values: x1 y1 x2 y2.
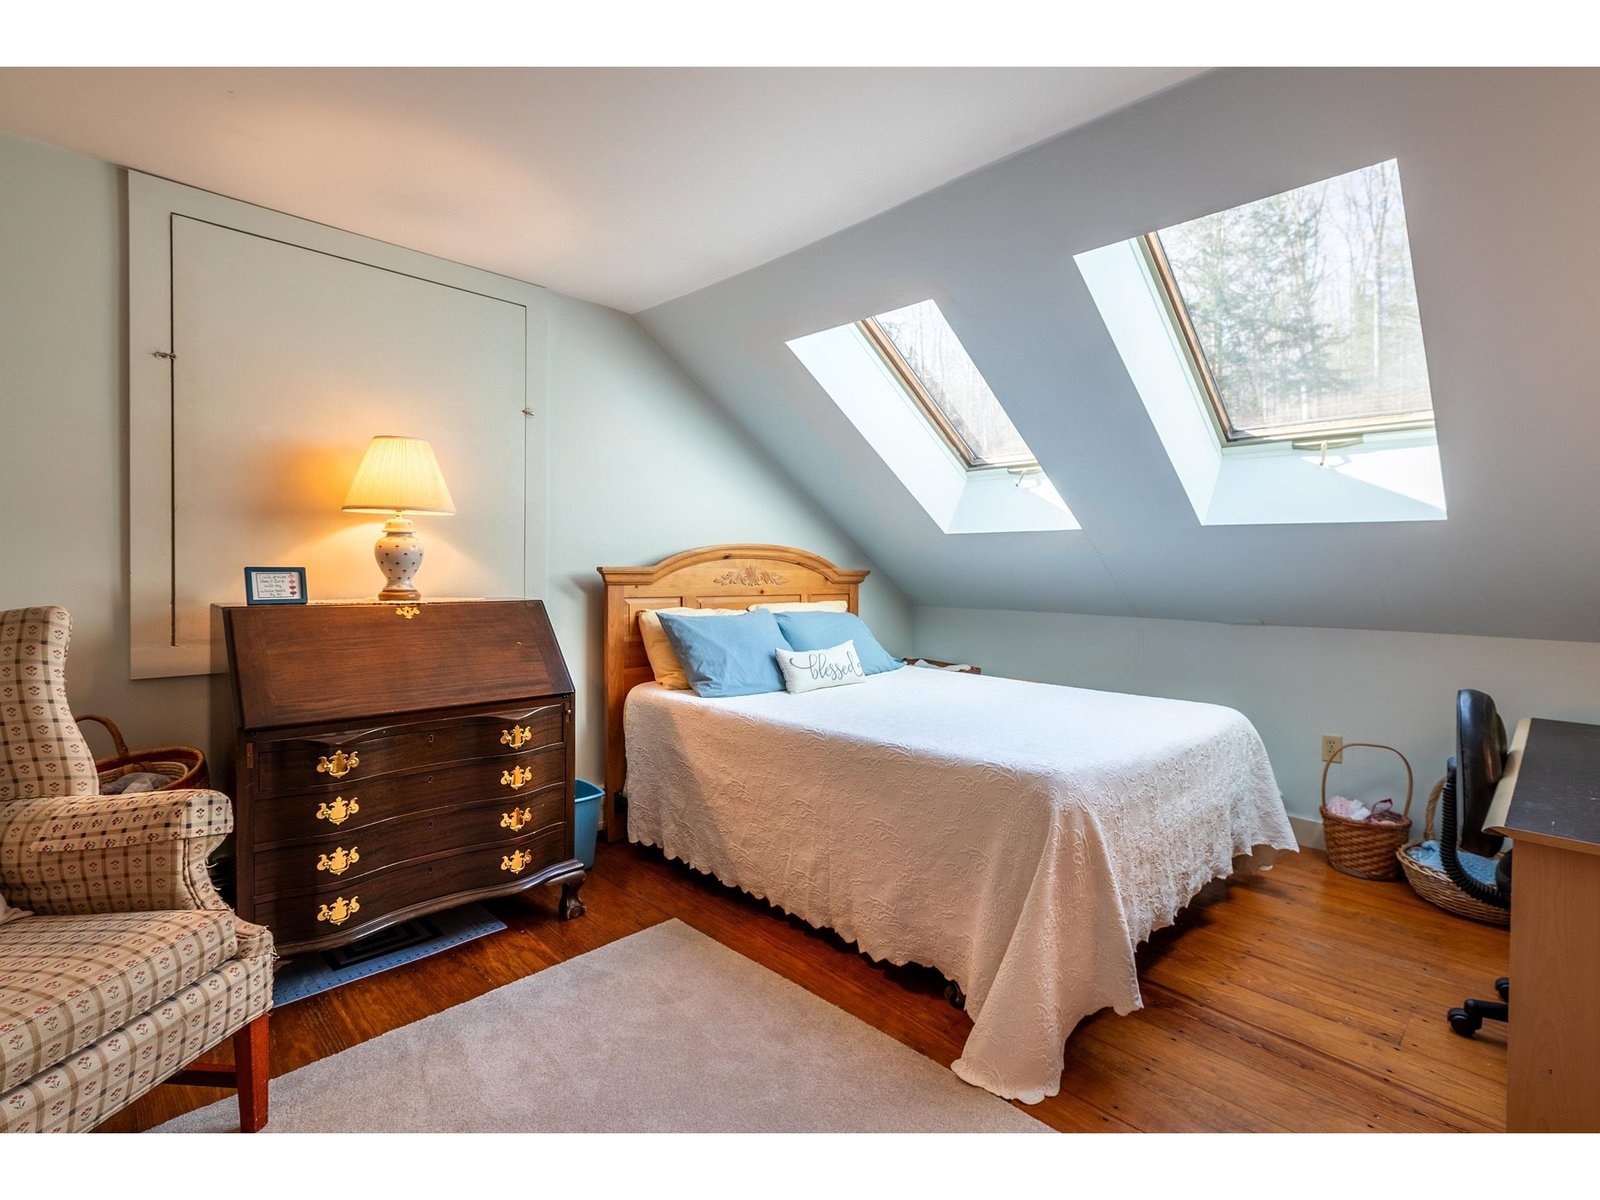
252 784 567 898
251 743 566 845
254 703 565 795
252 824 567 950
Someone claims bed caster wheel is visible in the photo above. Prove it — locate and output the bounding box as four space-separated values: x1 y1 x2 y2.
1448 1007 1481 1038
944 981 966 1010
1495 977 1510 1001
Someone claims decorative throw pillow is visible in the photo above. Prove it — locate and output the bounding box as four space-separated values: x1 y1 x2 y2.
750 600 849 614
657 610 788 698
773 610 904 675
637 607 739 689
775 640 869 694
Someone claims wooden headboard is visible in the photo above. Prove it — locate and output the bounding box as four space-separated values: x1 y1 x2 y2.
596 544 868 839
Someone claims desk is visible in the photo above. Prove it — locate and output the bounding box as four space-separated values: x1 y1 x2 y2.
1486 716 1600 1132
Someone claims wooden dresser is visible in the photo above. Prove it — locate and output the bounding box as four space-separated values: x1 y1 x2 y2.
217 599 585 956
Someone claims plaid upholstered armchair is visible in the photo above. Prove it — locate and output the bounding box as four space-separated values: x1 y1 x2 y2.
0 607 273 1133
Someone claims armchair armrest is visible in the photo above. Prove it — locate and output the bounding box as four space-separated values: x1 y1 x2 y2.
0 789 233 916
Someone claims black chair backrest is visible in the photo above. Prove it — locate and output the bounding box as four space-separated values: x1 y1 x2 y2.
1456 688 1508 857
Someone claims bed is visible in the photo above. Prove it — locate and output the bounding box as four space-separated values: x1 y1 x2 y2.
599 545 1296 1103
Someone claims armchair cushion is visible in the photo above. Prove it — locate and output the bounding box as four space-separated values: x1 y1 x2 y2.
0 791 233 916
27 788 233 853
0 908 238 1093
1 917 272 1133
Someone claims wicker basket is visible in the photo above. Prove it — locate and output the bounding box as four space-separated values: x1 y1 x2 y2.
1395 778 1512 926
1319 741 1413 880
79 713 208 793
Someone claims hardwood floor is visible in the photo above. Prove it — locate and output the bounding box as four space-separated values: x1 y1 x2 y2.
108 840 1510 1133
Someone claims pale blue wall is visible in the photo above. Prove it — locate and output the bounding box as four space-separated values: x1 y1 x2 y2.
914 605 1600 828
0 131 909 783
0 135 195 750
541 293 911 783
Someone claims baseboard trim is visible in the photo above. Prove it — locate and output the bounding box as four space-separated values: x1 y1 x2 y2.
1288 814 1324 851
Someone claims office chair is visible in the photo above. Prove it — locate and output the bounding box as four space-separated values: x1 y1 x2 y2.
1442 688 1514 1038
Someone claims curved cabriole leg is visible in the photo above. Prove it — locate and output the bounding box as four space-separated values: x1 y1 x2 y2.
944 980 966 1010
559 876 587 920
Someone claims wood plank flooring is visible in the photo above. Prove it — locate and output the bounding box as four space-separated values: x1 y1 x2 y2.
106 841 1510 1133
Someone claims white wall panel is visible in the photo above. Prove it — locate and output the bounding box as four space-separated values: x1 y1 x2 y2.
127 174 549 677
2 134 909 800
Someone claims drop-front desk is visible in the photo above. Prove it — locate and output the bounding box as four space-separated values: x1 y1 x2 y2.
1485 716 1600 1132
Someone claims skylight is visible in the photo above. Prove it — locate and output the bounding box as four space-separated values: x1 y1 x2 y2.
859 300 1037 469
1145 159 1434 445
787 305 1075 535
1075 159 1446 527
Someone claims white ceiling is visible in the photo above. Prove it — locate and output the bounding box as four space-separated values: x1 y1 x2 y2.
0 67 1203 312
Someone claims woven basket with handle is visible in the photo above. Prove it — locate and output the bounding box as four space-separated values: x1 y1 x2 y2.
79 713 208 793
1395 777 1512 926
1319 742 1413 881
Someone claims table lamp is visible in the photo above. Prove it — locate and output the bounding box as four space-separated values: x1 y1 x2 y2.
342 435 456 601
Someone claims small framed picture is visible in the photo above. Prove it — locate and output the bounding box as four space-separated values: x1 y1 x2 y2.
243 566 308 606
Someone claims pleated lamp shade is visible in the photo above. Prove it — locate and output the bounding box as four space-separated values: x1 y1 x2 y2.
342 436 456 515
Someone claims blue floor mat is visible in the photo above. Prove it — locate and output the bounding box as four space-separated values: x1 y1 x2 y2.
272 903 507 1006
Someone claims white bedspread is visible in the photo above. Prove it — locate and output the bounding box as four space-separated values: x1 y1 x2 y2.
623 667 1296 1103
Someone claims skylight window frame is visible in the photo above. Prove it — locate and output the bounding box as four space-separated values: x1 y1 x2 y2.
856 315 1039 472
1139 231 1437 448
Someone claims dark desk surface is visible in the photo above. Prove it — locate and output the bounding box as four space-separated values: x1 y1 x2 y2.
1489 717 1600 855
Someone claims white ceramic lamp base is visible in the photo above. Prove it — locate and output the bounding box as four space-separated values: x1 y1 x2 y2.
374 516 426 601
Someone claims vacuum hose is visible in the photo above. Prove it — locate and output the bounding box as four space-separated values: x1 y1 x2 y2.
1437 768 1511 909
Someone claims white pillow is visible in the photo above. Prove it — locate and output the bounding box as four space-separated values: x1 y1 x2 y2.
637 607 739 689
750 600 849 614
775 639 869 694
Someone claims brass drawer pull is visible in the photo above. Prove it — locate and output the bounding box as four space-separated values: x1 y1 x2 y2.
315 795 360 826
395 605 421 619
501 849 533 875
316 749 360 779
317 896 360 926
500 764 534 790
500 724 534 749
500 806 534 832
316 846 360 876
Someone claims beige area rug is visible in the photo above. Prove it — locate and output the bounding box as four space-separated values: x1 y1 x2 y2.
157 919 1048 1133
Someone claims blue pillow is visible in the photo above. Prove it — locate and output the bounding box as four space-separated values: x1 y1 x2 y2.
773 611 903 675
656 610 787 698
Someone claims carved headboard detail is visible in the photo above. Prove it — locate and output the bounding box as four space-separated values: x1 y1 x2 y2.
596 544 868 839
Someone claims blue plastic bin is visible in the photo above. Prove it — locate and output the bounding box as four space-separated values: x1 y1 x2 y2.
573 780 603 870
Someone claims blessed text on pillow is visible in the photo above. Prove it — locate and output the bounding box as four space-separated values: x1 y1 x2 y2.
775 640 868 694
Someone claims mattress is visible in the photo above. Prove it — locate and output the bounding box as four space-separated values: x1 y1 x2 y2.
623 666 1296 1103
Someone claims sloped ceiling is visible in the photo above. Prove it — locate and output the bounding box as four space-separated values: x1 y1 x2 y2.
640 68 1600 643
0 66 1202 312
